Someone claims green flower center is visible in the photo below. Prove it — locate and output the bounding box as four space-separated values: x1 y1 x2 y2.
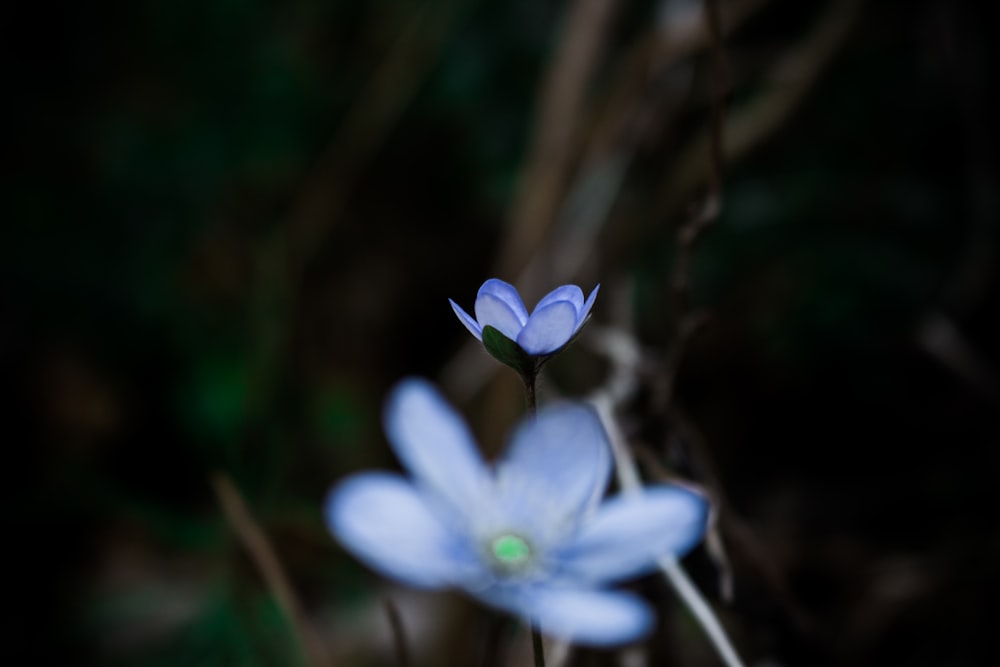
491 534 531 565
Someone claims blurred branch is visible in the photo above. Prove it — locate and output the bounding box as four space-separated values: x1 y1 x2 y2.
585 320 746 667
658 0 729 418
651 0 817 638
249 1 464 412
211 472 331 667
916 3 999 399
587 0 768 163
383 597 411 667
285 2 464 268
655 0 862 217
659 405 817 632
224 17 465 663
939 2 999 316
514 0 771 298
657 555 745 667
915 313 1000 404
497 0 620 282
587 319 817 652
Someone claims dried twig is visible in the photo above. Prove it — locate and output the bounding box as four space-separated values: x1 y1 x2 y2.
669 0 729 324
585 323 746 667
211 472 331 667
383 597 410 667
586 0 770 162
497 0 620 282
655 0 863 216
284 2 465 269
915 313 1000 403
250 1 465 412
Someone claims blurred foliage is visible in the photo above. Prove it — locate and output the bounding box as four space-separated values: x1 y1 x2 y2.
4 0 999 665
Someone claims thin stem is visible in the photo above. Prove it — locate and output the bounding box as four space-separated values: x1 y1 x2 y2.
211 472 330 667
522 370 538 417
382 597 409 667
588 394 746 667
531 623 546 667
659 556 745 667
480 615 509 667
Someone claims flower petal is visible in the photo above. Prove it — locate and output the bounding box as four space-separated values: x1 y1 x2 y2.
578 284 600 325
494 404 611 541
325 473 484 588
516 300 579 355
477 278 529 325
552 486 708 584
527 587 654 646
475 293 525 340
384 379 492 516
449 299 482 340
534 284 584 316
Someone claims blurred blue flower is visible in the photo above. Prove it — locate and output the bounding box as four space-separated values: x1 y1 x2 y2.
449 279 600 356
326 379 708 646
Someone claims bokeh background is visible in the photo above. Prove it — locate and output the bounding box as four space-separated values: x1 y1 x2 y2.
5 0 999 665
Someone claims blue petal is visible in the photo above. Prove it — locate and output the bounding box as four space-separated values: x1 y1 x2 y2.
578 284 600 326
534 285 584 316
325 473 484 588
449 299 482 340
552 486 708 584
516 300 578 355
477 278 529 325
384 379 492 517
528 587 654 646
494 405 611 542
475 293 525 340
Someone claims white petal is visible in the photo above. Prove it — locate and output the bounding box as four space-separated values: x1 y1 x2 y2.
534 285 584 316
494 405 611 542
384 379 492 516
477 278 529 325
516 300 578 355
552 486 708 583
528 587 654 646
449 299 482 340
325 473 484 588
475 293 525 340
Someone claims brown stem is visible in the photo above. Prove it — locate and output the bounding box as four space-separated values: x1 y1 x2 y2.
211 472 330 667
523 371 538 417
480 615 510 667
531 624 545 667
382 597 410 667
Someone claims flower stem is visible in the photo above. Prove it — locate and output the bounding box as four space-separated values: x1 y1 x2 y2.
531 624 545 667
522 370 538 417
481 615 509 667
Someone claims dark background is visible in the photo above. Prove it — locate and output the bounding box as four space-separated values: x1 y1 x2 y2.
4 0 999 665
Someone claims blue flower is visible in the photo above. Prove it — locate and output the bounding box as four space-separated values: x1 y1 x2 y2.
449 279 600 356
325 379 708 646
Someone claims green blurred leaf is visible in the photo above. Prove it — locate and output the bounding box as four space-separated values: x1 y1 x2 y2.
181 356 251 446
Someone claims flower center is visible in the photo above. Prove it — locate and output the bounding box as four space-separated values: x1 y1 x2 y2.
490 533 531 565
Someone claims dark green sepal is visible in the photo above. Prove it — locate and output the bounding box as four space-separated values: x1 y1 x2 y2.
482 325 539 377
